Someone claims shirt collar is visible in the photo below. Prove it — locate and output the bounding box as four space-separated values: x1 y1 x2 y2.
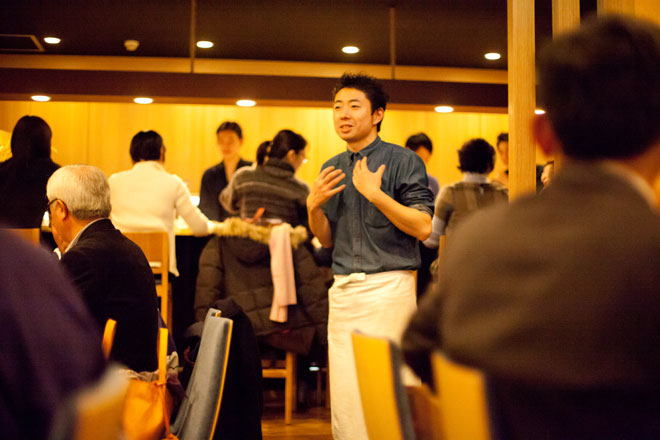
348 136 382 163
65 218 105 253
599 160 656 208
133 160 165 172
462 172 489 184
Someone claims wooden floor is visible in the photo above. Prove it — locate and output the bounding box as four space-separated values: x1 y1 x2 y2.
262 406 332 440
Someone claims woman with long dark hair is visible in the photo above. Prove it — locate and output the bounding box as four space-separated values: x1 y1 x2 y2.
220 129 309 226
0 115 60 227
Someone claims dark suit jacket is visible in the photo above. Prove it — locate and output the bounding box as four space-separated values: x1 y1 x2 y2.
403 162 660 438
61 219 159 372
199 159 252 221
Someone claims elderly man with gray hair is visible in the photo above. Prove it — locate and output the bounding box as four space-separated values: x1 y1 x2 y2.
47 164 159 372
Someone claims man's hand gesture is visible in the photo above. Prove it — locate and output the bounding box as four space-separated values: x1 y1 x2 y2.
353 157 385 202
307 166 346 211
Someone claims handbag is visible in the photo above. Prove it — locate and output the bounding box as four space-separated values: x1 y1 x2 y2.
123 328 178 440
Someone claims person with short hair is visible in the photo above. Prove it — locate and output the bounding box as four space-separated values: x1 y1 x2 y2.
0 115 60 228
199 121 252 221
220 129 309 227
307 72 434 439
403 16 660 438
405 132 440 197
493 131 544 191
423 138 508 248
109 130 216 276
48 164 159 373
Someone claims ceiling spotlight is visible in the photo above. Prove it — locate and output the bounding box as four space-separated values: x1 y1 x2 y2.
342 46 359 54
236 99 256 107
434 105 454 113
31 95 51 102
44 37 61 45
124 40 140 52
535 109 546 115
196 41 214 49
134 97 153 104
484 52 501 60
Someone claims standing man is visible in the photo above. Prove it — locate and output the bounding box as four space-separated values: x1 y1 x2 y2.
493 132 544 192
307 73 434 439
405 132 440 198
403 16 660 438
199 121 252 221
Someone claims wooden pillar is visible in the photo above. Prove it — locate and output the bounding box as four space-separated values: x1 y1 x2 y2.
597 0 634 14
507 0 536 200
553 0 581 35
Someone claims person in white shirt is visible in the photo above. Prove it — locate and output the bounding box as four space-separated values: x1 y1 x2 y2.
109 130 216 276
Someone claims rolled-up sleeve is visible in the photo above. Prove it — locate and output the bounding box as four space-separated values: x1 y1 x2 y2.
396 154 434 217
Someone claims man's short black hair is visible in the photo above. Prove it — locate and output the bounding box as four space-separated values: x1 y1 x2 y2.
496 132 508 149
538 15 660 159
130 130 163 162
405 133 433 154
332 73 389 131
458 138 495 174
216 121 243 139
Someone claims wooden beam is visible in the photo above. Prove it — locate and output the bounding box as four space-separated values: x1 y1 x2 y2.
597 0 634 14
0 55 507 85
507 0 537 199
552 0 581 36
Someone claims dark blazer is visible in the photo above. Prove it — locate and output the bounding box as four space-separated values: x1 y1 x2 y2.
199 159 252 221
60 219 159 372
403 162 660 438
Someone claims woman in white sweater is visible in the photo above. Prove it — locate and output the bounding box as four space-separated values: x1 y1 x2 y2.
109 130 214 276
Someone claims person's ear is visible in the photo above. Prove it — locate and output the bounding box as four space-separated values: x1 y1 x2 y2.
285 149 297 163
532 113 560 157
372 108 384 126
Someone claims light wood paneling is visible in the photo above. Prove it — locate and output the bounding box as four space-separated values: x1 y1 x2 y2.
507 0 537 200
553 0 581 35
0 100 515 193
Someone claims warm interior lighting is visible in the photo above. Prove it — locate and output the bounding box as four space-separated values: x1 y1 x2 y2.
342 46 359 54
236 99 256 107
44 37 61 45
196 41 214 49
134 97 153 104
535 109 546 115
434 105 454 113
31 95 51 102
484 52 501 60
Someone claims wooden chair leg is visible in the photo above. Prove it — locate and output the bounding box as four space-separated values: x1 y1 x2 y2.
284 351 296 424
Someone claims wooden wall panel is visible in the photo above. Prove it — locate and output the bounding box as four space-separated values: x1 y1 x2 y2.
0 100 519 195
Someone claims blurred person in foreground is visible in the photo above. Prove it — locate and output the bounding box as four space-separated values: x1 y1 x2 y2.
403 15 660 438
199 121 252 221
0 115 60 228
48 164 159 373
0 229 104 439
109 130 218 276
307 73 434 439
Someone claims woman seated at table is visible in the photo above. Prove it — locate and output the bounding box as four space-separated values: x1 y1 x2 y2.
220 129 309 227
0 115 60 228
109 130 216 276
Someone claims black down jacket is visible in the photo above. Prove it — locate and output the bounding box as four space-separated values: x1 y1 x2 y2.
194 235 328 355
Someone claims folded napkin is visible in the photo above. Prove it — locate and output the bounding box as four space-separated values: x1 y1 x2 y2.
269 223 297 322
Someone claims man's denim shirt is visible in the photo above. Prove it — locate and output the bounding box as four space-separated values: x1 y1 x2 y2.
321 137 434 275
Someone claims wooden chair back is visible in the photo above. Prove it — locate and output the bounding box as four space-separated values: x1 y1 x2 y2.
351 331 415 440
262 350 297 424
431 352 491 440
7 228 40 246
405 384 443 440
123 232 170 328
101 318 117 360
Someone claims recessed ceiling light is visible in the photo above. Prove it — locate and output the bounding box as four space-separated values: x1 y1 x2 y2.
196 41 214 49
31 95 51 102
236 99 256 107
535 109 546 115
484 52 501 60
44 37 61 45
434 105 454 113
134 97 153 104
342 46 359 54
